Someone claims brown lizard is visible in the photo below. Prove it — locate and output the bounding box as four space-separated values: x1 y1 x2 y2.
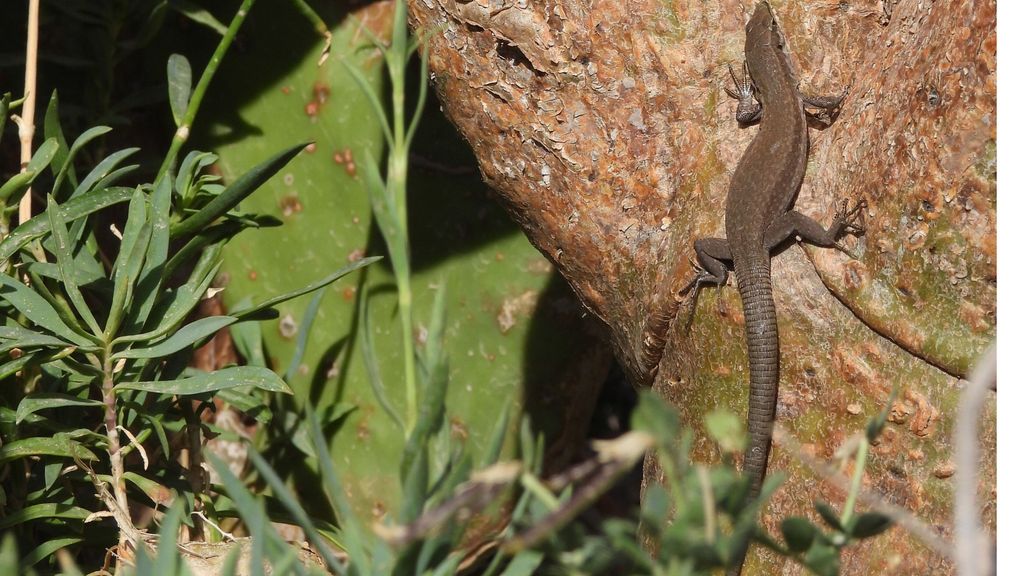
684 2 866 573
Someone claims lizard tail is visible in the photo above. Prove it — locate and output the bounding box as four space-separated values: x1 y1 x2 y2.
729 256 780 575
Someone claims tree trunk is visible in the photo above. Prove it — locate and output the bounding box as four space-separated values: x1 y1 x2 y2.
408 1 995 573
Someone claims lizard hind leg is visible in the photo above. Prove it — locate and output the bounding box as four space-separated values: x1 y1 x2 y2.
762 198 868 256
680 237 732 335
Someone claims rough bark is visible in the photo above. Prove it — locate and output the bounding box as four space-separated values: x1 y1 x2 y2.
408 0 995 573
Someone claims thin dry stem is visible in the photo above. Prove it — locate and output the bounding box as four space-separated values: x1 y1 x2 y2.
954 343 996 576
18 0 40 225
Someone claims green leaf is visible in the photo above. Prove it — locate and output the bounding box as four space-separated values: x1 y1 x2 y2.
119 246 220 345
849 511 891 539
0 325 71 352
21 536 86 569
780 517 819 553
499 550 543 576
0 533 16 576
47 195 103 335
230 257 380 320
227 319 265 368
0 272 94 346
170 142 308 239
129 174 173 330
155 500 186 573
15 393 104 424
704 408 747 454
359 283 404 432
0 503 91 531
483 398 513 467
44 92 71 184
52 126 113 200
71 147 140 198
105 188 153 337
114 315 236 359
803 540 840 576
167 54 193 126
283 287 326 382
0 436 97 465
215 387 271 424
0 186 135 265
867 385 900 442
247 447 348 576
632 390 682 446
307 409 371 574
114 366 291 396
169 0 229 35
814 501 845 532
0 138 59 203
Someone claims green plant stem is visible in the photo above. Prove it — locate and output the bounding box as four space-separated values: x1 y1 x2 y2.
384 7 418 428
157 0 255 177
100 348 130 552
840 436 869 525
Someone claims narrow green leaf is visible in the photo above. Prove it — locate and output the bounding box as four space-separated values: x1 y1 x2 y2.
155 500 186 573
119 248 220 345
849 512 891 539
0 273 93 346
114 366 291 396
0 171 35 204
0 503 91 531
44 92 71 183
162 220 243 281
0 352 38 380
0 533 16 576
704 408 747 454
0 325 71 352
47 195 103 335
359 289 404 432
114 316 235 359
71 147 140 198
284 288 326 382
28 138 61 174
500 550 544 576
21 536 86 569
0 436 97 465
341 59 394 149
483 398 513 467
0 138 58 203
247 447 349 576
307 409 370 575
169 0 229 34
780 517 819 553
215 387 271 424
0 186 135 265
170 143 308 239
803 540 840 576
814 501 845 532
227 319 266 368
105 189 153 337
16 393 104 424
230 257 380 320
129 174 173 330
167 54 192 126
52 126 113 199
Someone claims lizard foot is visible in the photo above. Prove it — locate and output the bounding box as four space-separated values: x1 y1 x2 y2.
725 62 762 124
829 198 868 257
